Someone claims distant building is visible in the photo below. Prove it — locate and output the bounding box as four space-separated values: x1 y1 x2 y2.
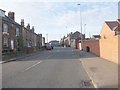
64 31 85 48
38 34 42 49
42 37 45 46
49 40 59 47
92 35 100 40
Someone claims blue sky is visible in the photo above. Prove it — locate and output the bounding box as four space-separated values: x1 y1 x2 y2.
0 0 118 42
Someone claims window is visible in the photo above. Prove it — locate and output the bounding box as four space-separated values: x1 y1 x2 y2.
3 37 8 47
16 28 20 36
115 31 120 35
3 23 8 32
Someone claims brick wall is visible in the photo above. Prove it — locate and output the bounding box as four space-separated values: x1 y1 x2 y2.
119 35 120 64
100 22 119 64
78 40 100 56
100 36 118 64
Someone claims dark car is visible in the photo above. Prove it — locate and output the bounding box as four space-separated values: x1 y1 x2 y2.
45 44 53 50
51 46 54 49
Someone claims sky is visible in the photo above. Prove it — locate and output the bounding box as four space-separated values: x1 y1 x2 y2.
0 0 118 42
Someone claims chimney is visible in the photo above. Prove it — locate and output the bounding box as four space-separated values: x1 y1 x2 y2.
8 11 15 20
21 19 24 27
32 26 34 33
27 23 30 30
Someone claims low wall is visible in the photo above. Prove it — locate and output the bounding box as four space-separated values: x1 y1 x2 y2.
77 40 100 56
23 47 34 54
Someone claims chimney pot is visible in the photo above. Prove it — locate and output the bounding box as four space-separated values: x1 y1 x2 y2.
8 11 15 20
21 19 24 27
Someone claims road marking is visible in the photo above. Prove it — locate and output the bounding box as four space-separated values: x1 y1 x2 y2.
22 61 42 72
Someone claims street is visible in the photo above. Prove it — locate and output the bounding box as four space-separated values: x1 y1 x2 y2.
2 47 93 88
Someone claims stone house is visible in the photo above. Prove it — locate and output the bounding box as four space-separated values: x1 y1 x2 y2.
1 9 23 53
1 9 43 54
21 19 42 53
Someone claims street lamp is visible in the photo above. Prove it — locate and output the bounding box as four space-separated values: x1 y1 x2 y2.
84 24 86 38
77 4 83 50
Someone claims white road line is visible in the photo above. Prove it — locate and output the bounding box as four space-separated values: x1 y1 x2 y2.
22 61 42 72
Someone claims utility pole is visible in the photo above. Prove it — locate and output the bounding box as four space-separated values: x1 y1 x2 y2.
84 24 86 38
77 4 83 50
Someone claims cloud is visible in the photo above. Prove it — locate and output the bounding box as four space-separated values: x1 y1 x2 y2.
0 2 117 41
0 0 119 2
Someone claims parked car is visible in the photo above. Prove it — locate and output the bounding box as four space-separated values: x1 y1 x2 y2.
51 46 54 49
45 44 53 50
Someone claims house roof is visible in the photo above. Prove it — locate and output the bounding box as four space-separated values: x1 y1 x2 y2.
2 15 20 26
105 21 119 31
92 35 100 38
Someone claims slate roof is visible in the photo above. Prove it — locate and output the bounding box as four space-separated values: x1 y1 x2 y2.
92 35 100 38
2 15 20 26
105 21 119 31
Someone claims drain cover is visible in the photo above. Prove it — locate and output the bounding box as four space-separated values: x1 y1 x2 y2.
81 80 92 87
83 80 92 86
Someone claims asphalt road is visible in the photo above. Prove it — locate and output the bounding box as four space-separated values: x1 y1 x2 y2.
2 47 93 88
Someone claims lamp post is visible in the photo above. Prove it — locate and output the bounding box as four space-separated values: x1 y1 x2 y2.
77 4 83 50
84 24 86 38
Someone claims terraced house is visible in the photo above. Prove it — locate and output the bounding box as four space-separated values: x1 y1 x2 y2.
1 9 23 53
1 9 43 54
21 20 42 53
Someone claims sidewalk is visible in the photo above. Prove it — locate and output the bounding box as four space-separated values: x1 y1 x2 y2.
1 50 44 64
80 51 118 88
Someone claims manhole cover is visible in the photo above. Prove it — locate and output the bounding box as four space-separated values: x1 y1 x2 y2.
83 80 92 86
81 80 92 87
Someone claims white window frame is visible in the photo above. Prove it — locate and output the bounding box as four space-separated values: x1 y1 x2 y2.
16 27 20 36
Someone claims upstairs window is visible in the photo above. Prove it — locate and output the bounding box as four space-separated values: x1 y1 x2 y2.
3 23 8 33
16 27 20 36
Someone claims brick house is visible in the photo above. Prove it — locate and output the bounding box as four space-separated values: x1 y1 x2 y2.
100 19 120 63
77 19 120 64
1 9 23 53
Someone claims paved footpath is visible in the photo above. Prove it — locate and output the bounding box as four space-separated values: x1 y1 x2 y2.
79 51 118 88
1 50 43 64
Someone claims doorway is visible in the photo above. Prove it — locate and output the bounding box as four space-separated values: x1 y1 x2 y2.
86 46 90 52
